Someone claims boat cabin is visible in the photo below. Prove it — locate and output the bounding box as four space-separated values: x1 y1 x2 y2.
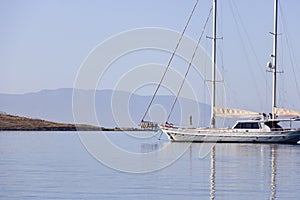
232 120 283 131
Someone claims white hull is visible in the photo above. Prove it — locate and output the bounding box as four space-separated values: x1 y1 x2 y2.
161 127 300 144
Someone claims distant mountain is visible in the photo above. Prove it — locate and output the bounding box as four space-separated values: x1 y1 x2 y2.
0 88 210 128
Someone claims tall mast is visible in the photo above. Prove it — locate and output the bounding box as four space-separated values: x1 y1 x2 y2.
271 0 278 119
210 0 217 128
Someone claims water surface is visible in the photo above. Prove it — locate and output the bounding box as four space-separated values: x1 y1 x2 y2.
0 131 299 199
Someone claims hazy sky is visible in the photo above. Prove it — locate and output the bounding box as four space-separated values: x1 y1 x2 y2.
1 0 299 112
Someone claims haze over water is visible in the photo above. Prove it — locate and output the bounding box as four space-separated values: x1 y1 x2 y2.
0 131 299 199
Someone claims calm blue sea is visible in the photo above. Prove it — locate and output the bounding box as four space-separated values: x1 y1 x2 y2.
0 131 299 199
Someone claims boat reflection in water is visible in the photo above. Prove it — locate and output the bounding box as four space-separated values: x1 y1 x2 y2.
138 138 299 198
210 146 216 200
270 146 277 200
204 144 279 199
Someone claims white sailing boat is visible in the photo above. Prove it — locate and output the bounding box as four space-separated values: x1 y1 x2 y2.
157 0 300 144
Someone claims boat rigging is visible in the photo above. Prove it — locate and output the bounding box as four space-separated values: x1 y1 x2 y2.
143 0 300 144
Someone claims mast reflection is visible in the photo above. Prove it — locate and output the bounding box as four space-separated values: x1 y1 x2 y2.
270 145 277 200
210 146 216 200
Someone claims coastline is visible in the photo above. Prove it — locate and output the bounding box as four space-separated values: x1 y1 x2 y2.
0 113 154 132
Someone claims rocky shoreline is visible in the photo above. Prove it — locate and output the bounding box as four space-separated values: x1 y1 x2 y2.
0 113 153 131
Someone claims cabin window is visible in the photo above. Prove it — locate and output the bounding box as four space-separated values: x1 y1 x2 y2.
264 121 283 131
234 123 242 129
234 122 260 129
249 122 259 129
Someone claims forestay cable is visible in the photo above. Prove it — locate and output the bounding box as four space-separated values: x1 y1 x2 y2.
141 0 199 123
166 7 213 123
279 4 300 101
